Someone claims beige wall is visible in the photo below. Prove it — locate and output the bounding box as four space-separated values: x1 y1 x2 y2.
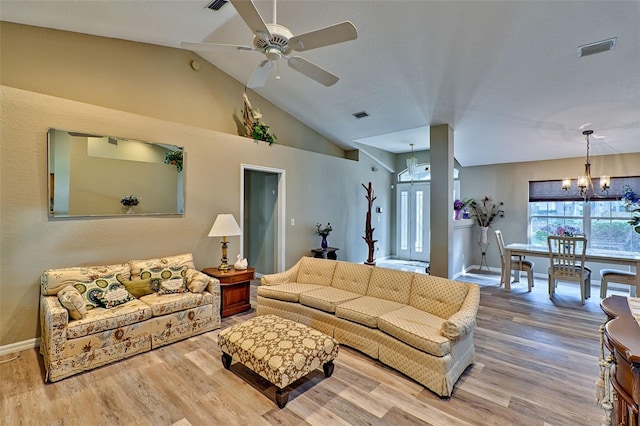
0 86 393 346
460 153 640 270
0 22 393 346
0 22 345 158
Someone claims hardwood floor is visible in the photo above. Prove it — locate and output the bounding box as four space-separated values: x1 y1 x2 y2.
1 272 614 425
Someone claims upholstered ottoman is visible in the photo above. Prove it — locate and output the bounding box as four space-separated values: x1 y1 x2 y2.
218 314 339 408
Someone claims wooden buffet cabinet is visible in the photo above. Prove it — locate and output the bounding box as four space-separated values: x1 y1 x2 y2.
601 296 640 426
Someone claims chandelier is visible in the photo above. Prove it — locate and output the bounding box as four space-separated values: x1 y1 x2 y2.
406 143 418 183
561 130 610 201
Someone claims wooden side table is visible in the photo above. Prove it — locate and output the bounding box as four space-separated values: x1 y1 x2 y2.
202 267 255 317
311 247 339 260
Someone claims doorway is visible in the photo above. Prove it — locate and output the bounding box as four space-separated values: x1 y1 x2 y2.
241 164 286 275
395 182 430 262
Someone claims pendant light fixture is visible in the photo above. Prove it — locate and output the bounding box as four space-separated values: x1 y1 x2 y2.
406 143 418 183
561 130 610 201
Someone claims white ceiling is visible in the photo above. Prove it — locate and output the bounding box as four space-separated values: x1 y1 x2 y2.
2 0 639 166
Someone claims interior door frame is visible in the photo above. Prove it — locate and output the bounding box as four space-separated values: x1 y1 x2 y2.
240 164 286 273
395 182 430 262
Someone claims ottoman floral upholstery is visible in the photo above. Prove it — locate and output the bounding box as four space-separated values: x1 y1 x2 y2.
218 314 339 408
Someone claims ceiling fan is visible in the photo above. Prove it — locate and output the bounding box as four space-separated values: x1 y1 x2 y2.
180 0 357 88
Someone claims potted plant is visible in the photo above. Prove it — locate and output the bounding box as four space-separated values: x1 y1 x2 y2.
622 185 640 234
164 150 183 172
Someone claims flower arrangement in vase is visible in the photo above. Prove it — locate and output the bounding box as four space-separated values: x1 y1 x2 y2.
316 223 332 249
453 198 472 220
468 196 505 244
120 195 139 214
622 185 640 234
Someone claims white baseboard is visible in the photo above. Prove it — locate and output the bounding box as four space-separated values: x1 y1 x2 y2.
0 338 40 356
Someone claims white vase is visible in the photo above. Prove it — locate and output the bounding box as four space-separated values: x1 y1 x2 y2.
126 206 135 214
480 226 489 244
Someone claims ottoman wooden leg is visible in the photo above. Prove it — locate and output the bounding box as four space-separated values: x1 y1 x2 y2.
275 388 290 409
323 360 335 377
221 352 232 369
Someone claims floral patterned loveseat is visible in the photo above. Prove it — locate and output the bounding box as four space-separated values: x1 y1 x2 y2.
40 253 220 382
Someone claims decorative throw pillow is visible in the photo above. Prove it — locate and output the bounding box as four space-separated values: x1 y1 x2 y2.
140 265 187 283
121 277 154 298
73 274 125 310
157 277 188 295
96 285 135 308
186 269 209 293
57 286 87 320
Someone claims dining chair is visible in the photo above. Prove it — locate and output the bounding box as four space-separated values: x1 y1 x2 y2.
495 230 534 291
600 269 637 298
547 235 591 304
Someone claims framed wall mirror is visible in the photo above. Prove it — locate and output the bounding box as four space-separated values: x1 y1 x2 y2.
47 128 184 218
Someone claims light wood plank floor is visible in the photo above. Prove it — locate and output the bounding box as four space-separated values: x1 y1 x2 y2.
1 271 616 426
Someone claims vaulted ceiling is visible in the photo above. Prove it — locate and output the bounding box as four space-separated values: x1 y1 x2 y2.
2 0 638 166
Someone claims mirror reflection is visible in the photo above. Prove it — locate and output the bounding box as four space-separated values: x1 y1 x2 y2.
48 128 184 217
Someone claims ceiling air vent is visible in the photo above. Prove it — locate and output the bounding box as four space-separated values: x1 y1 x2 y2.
205 0 228 11
577 37 616 58
352 111 369 119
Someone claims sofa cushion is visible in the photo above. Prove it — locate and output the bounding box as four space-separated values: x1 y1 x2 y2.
96 285 136 308
41 263 130 296
378 306 451 357
296 257 336 285
185 269 209 293
299 287 363 313
66 299 152 339
122 278 154 298
128 253 195 279
366 267 413 304
257 283 325 303
331 262 373 294
57 286 87 320
334 296 405 328
73 275 128 311
409 274 469 319
157 277 188 295
139 291 213 317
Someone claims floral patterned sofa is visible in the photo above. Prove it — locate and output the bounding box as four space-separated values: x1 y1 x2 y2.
39 253 220 382
257 257 480 397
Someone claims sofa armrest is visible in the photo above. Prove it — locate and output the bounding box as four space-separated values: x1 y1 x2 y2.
40 295 69 362
206 276 221 296
260 259 302 286
441 283 480 340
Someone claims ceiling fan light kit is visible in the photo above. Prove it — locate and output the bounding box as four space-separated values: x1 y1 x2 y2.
181 0 358 88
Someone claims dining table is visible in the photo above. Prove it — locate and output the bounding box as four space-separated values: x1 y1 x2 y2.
504 243 640 292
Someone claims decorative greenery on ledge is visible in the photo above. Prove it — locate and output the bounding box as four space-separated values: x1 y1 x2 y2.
164 150 183 172
251 123 277 146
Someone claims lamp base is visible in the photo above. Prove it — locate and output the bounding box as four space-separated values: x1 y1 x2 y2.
218 261 232 272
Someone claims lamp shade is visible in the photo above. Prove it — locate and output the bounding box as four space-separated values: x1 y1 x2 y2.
208 214 242 237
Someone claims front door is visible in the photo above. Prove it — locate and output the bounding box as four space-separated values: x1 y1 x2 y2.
396 182 430 262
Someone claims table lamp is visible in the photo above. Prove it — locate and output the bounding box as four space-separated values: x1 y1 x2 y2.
208 214 242 272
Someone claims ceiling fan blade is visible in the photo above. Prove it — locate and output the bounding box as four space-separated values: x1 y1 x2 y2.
180 41 255 52
247 60 274 88
230 0 272 38
289 21 357 52
287 56 339 87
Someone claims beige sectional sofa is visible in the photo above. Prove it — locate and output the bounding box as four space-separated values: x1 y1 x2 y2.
40 253 220 382
257 257 480 397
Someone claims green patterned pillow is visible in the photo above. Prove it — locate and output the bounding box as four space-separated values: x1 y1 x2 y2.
96 285 135 308
73 273 126 310
121 277 154 298
140 265 187 283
